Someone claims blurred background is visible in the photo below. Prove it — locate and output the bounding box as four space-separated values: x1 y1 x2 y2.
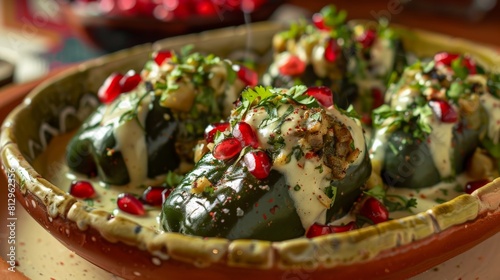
0 0 499 85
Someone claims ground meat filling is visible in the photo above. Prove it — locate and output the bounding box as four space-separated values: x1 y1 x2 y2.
299 108 360 180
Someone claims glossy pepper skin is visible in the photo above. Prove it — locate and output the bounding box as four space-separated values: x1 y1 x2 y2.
379 125 480 189
161 149 371 241
161 153 304 241
66 91 180 185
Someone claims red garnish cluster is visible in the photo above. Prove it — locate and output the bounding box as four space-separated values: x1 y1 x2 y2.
205 121 272 179
278 55 306 76
324 38 340 63
97 70 142 104
306 196 389 238
356 29 377 49
359 197 389 224
69 179 173 216
153 49 173 66
233 65 259 87
116 186 172 216
428 100 458 123
306 221 357 238
464 179 491 194
305 86 333 107
434 52 477 75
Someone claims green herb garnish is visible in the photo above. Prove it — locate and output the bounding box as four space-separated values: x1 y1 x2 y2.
365 185 417 212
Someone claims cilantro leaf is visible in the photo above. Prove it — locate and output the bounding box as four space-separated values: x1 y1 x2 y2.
364 185 386 201
365 185 417 212
165 171 184 187
451 56 469 80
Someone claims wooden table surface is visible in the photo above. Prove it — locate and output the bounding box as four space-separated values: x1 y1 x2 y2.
289 0 500 47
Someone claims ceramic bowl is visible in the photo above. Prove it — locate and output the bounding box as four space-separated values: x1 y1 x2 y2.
1 21 500 280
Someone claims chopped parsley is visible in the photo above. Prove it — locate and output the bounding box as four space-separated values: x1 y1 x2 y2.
451 56 469 80
84 198 94 207
434 198 447 204
165 171 184 188
315 164 324 173
488 73 500 99
324 185 338 205
373 104 432 142
285 145 304 164
364 185 417 212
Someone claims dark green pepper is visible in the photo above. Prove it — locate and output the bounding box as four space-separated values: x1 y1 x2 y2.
161 149 371 241
372 58 490 189
161 153 304 241
161 85 372 241
378 124 480 189
66 48 244 186
66 91 180 185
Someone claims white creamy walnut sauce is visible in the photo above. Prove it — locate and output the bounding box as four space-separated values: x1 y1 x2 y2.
243 104 365 230
101 90 153 187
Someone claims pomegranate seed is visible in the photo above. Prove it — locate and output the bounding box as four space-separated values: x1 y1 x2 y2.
464 179 491 194
233 122 259 148
463 57 477 75
213 138 243 160
359 197 389 224
371 87 384 109
119 70 142 92
434 52 476 74
306 221 357 238
305 151 316 159
204 122 230 143
312 13 329 30
98 73 124 104
330 221 357 233
69 180 96 199
243 150 271 179
153 50 173 66
306 223 331 238
117 193 145 216
142 186 168 206
357 29 377 48
235 65 258 86
434 52 459 66
428 100 458 123
278 55 306 76
361 113 372 126
306 86 333 107
324 38 339 63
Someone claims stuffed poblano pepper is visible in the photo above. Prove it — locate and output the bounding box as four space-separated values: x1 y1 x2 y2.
370 53 490 189
66 49 253 186
262 5 355 109
161 85 371 241
262 5 406 116
347 20 407 124
480 72 500 172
